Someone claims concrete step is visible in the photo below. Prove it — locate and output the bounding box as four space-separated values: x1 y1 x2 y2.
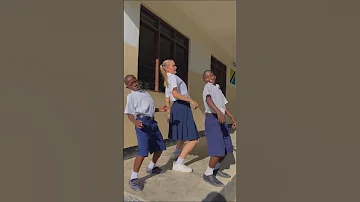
123 133 237 202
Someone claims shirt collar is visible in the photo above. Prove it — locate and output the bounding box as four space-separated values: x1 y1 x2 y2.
132 89 145 93
207 82 220 89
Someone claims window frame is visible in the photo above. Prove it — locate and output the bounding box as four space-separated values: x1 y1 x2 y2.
211 56 227 96
137 5 190 93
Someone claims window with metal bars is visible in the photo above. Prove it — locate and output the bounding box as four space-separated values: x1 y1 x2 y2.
137 5 189 92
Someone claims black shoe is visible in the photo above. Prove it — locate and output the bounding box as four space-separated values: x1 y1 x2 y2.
146 166 162 174
203 174 225 187
214 169 231 178
129 178 142 191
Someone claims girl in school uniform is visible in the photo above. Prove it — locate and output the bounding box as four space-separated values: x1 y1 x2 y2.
201 70 236 187
160 59 200 173
124 74 168 191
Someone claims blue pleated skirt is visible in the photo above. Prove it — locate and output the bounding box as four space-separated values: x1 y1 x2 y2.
168 100 200 141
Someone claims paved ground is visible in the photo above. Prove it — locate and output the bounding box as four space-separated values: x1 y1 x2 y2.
123 132 237 202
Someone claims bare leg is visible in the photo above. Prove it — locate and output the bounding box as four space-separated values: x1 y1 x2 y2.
130 156 145 179
172 140 199 173
133 156 145 172
178 139 198 159
129 156 145 191
209 156 220 168
218 156 225 163
146 151 163 174
151 151 162 164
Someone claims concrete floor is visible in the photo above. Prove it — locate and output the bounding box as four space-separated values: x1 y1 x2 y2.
123 132 237 202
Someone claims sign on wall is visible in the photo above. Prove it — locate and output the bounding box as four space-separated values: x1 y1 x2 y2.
230 68 236 85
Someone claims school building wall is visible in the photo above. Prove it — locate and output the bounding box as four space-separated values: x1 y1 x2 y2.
124 1 236 148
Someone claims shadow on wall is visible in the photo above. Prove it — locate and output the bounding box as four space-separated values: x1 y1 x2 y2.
202 192 228 202
124 1 140 30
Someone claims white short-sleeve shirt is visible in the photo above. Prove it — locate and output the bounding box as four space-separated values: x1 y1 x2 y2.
203 83 228 115
166 73 189 102
124 90 155 117
165 87 171 98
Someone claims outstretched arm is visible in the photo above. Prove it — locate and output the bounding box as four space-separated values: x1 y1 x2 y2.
155 105 167 113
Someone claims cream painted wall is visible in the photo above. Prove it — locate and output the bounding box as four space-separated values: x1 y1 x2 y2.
123 1 236 148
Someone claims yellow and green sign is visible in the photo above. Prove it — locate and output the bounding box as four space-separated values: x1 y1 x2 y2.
230 68 236 85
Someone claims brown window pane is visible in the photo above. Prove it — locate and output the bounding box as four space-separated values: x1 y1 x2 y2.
140 13 157 28
138 23 157 90
211 56 218 66
175 45 188 84
176 33 188 47
160 22 173 38
138 5 189 93
158 34 174 92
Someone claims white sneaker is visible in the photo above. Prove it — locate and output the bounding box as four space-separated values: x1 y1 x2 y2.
172 162 193 173
170 152 180 160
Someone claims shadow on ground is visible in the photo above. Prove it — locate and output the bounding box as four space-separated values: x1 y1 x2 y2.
202 192 228 202
137 128 236 185
137 157 174 186
185 127 236 171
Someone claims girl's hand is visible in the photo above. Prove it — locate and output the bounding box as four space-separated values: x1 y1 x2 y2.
135 120 143 129
158 105 167 112
190 99 199 109
231 119 236 129
167 113 170 123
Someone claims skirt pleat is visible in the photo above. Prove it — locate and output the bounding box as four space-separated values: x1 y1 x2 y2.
168 100 200 141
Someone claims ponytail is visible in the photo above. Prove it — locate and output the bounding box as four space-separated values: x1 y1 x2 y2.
160 60 172 87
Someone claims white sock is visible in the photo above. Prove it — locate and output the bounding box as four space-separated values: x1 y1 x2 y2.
204 166 214 176
215 162 221 170
174 147 181 155
130 170 138 180
175 157 184 165
148 161 156 170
